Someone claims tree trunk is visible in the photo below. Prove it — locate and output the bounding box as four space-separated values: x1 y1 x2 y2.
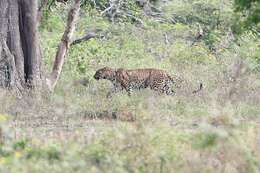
0 0 42 92
46 0 81 91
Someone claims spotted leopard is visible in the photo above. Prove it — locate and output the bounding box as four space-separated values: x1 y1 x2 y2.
94 67 202 97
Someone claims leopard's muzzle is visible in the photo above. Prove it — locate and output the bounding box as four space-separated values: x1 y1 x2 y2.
94 73 101 80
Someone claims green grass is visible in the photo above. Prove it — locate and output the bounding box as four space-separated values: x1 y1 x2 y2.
0 0 260 172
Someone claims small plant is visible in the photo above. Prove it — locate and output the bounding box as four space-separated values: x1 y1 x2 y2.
193 132 218 149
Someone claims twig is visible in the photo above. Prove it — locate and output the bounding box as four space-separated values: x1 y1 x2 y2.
191 24 204 46
71 29 102 46
101 5 114 15
164 33 169 44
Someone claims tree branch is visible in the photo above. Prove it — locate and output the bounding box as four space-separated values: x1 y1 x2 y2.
191 24 204 46
46 0 81 91
71 29 102 46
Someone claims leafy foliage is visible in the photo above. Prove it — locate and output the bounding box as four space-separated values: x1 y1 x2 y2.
234 0 260 33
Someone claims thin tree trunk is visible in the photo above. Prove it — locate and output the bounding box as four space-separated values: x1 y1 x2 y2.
46 0 81 91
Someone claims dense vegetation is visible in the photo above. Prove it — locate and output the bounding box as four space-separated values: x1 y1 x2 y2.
234 0 260 32
0 0 259 172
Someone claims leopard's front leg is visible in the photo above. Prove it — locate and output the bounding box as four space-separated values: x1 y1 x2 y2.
121 82 133 96
125 86 133 96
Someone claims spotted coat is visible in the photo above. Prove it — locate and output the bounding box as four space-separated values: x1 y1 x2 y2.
94 67 178 97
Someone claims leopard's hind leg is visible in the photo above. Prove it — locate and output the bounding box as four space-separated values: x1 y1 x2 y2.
165 87 175 96
150 83 175 96
163 84 175 96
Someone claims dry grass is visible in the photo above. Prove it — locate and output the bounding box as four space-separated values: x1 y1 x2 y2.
0 59 258 172
0 0 259 171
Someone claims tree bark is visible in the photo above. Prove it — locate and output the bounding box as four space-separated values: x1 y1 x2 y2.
0 0 82 94
46 0 81 91
0 0 42 91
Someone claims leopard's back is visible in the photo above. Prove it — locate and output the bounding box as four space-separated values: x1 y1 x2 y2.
116 68 175 95
94 67 202 97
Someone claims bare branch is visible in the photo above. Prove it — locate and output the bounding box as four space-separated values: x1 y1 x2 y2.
71 29 103 46
191 24 204 46
101 5 114 15
164 33 169 44
46 0 81 91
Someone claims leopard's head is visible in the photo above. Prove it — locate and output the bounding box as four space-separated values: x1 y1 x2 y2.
94 67 115 80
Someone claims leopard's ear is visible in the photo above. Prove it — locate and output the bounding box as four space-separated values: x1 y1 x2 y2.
115 68 124 75
103 66 112 70
116 68 124 72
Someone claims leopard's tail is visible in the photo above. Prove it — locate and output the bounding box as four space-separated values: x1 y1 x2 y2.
168 74 203 94
192 83 203 94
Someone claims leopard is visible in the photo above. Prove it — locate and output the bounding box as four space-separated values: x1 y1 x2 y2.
94 67 202 97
